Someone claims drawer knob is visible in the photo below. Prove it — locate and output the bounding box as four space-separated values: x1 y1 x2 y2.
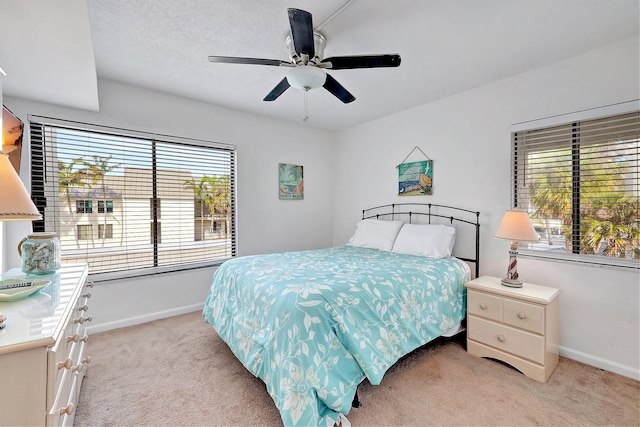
59 403 74 416
67 333 80 343
78 304 89 312
73 315 93 324
517 313 526 320
81 292 92 299
479 303 487 310
58 358 72 370
497 335 506 343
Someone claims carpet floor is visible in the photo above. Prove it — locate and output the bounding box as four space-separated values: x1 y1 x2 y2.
75 311 639 426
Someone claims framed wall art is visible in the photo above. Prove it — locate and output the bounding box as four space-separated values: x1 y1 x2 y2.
2 105 24 174
279 163 304 200
397 146 433 196
398 159 433 196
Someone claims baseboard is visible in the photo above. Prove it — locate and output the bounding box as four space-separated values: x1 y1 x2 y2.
87 303 204 334
560 345 640 381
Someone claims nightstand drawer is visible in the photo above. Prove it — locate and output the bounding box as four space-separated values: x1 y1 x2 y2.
468 316 545 364
503 299 545 334
467 290 502 322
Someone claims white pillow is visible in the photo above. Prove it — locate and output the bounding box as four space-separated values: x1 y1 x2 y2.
347 219 405 252
391 224 456 258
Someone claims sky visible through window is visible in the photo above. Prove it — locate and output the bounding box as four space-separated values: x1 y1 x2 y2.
55 128 230 179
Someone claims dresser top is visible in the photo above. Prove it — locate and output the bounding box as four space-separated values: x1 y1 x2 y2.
0 264 88 355
465 275 560 304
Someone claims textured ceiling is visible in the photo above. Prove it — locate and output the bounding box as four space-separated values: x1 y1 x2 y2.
1 0 639 131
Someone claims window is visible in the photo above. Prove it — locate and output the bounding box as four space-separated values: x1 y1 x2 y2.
30 116 236 279
77 225 93 240
98 200 114 213
98 224 113 239
511 109 639 269
76 200 92 214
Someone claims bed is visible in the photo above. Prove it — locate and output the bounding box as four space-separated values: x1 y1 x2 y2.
203 203 480 426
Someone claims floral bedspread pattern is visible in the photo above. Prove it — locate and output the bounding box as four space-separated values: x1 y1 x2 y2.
203 246 468 426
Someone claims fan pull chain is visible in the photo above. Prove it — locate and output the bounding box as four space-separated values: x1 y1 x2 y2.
303 89 309 122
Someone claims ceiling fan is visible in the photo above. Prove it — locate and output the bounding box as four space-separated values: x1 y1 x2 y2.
208 8 401 104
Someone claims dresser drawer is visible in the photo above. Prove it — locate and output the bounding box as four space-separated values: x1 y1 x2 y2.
47 274 91 422
467 290 502 322
468 316 545 364
47 321 75 406
503 298 545 334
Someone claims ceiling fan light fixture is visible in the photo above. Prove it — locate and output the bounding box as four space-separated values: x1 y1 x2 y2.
286 65 326 91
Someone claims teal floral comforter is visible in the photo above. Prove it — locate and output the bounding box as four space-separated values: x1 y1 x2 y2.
203 245 468 426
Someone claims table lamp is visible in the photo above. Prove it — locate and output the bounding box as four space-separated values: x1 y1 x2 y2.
0 149 41 221
495 210 538 288
0 149 41 329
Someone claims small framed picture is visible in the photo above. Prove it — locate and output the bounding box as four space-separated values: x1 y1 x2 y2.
279 163 304 200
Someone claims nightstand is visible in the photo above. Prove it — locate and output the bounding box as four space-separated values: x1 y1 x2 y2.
465 275 560 383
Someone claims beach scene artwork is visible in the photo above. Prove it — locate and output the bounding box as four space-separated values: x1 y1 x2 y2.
279 163 304 200
398 160 432 196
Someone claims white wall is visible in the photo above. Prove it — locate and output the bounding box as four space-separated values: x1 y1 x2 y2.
332 37 640 380
4 79 335 332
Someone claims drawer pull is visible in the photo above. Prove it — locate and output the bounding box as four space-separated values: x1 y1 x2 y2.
67 333 80 343
85 282 95 288
58 358 72 370
517 313 526 320
78 304 89 312
82 356 92 364
81 292 92 299
58 403 74 416
73 315 93 324
496 335 506 343
79 334 89 343
71 363 83 373
479 303 487 310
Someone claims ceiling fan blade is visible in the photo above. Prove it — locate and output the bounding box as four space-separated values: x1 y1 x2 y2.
323 74 355 104
263 78 291 101
321 54 401 70
288 8 315 58
208 56 292 67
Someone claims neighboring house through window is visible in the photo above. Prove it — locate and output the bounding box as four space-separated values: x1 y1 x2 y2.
29 116 236 279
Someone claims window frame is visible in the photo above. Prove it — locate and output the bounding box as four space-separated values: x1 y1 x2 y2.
98 224 114 240
77 224 93 240
510 101 639 270
97 200 114 214
28 115 237 281
76 200 93 214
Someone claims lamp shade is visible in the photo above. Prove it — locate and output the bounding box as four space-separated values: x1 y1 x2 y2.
0 151 42 221
495 210 538 242
286 65 326 90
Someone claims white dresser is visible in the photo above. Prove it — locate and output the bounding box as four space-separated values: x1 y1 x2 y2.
465 275 560 383
0 264 92 426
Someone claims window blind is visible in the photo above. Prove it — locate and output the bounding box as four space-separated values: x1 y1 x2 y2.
29 116 236 279
511 110 639 269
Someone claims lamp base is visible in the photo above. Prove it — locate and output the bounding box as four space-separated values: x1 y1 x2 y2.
501 278 523 288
